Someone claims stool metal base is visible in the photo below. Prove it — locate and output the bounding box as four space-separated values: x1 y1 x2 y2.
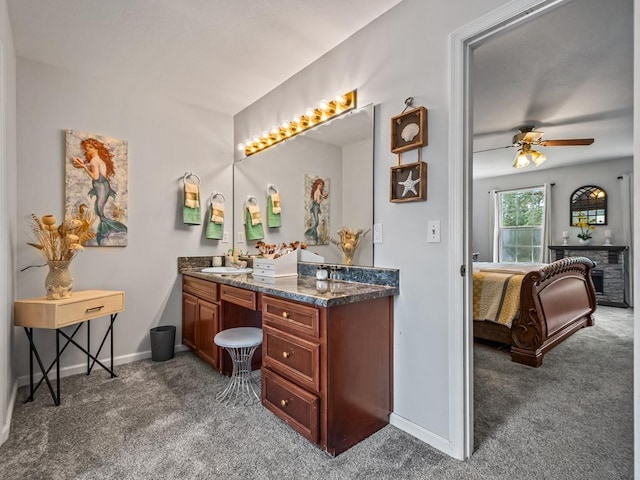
216 345 260 406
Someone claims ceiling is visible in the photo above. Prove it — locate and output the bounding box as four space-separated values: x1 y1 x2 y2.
472 0 633 179
7 0 402 115
7 0 633 179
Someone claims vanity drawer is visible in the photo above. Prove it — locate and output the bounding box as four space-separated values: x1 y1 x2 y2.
262 368 319 443
183 276 218 303
262 295 320 338
263 325 320 392
220 284 256 310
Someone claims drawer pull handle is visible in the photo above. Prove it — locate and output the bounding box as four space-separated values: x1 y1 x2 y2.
280 399 288 407
282 351 291 359
85 305 104 313
282 311 290 319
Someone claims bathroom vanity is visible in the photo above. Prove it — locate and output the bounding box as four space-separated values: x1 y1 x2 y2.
180 262 397 456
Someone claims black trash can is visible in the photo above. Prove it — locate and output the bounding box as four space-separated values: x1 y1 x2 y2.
150 325 176 362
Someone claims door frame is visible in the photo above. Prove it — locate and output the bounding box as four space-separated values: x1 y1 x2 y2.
448 0 570 460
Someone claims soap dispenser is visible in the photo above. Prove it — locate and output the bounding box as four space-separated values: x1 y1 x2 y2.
315 264 328 281
329 266 343 281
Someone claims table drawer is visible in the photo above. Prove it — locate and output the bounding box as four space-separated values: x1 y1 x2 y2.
262 295 320 338
263 325 320 392
220 284 257 310
183 276 218 303
262 368 319 443
14 290 125 329
57 293 123 327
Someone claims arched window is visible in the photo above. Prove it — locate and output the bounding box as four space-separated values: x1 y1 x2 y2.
570 185 607 226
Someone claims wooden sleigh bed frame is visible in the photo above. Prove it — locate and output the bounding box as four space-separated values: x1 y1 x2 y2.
473 256 597 367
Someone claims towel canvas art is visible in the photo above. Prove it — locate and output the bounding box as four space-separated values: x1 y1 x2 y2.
65 130 128 246
303 175 330 246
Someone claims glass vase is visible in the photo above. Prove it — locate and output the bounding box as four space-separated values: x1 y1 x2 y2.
578 238 592 246
342 251 355 266
45 260 73 300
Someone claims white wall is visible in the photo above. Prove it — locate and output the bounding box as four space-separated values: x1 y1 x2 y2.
633 1 639 476
234 0 510 452
472 157 634 261
0 0 16 447
14 58 233 379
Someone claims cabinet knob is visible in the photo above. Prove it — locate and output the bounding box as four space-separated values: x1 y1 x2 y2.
282 351 291 359
280 399 288 407
282 311 290 319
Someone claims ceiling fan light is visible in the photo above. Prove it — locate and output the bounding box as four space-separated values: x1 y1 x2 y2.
512 150 530 168
531 149 547 166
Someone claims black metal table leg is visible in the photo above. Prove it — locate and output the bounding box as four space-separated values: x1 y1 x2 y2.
56 329 60 404
28 328 33 401
23 327 59 406
110 313 115 377
87 321 90 375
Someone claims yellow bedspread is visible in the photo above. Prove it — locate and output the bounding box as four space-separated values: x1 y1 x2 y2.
473 271 524 327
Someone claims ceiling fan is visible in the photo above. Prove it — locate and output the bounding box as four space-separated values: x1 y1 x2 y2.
474 126 595 169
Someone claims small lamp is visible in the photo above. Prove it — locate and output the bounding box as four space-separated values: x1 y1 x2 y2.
562 231 569 246
604 230 612 246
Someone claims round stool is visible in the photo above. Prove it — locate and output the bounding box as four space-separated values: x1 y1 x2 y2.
213 327 262 406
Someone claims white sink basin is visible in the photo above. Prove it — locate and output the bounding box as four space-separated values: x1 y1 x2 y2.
201 266 253 275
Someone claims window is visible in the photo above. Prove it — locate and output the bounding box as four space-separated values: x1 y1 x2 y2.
497 187 545 262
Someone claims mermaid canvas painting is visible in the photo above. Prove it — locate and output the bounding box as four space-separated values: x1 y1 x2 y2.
65 130 128 246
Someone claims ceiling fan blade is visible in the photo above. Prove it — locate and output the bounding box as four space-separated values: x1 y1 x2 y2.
539 138 594 147
473 145 516 154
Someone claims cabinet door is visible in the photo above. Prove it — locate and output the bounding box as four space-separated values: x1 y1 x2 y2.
197 298 219 368
182 292 197 350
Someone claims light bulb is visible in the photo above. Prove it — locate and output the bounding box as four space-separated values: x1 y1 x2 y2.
530 150 547 166
512 150 530 168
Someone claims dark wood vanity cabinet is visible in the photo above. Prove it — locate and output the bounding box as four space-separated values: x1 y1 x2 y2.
182 276 261 374
182 274 394 456
261 294 393 456
182 276 220 369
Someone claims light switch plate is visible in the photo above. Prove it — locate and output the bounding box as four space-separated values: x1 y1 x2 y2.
427 220 441 243
373 223 383 244
237 231 245 243
222 231 229 243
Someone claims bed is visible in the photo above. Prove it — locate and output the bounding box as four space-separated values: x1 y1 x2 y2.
473 256 597 367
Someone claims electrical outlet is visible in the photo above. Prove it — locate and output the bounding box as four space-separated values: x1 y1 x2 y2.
237 231 245 243
222 231 229 243
427 220 441 243
373 223 383 244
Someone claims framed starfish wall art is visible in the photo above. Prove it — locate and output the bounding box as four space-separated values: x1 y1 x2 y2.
390 161 427 203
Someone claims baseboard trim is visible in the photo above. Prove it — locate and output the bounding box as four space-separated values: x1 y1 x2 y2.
390 412 453 458
0 381 17 447
17 344 190 387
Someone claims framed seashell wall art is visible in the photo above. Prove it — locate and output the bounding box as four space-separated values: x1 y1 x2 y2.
390 106 428 154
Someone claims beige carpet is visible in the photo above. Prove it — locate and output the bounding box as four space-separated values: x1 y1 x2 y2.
0 306 632 479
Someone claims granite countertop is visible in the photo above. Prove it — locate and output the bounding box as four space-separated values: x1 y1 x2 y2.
181 269 397 307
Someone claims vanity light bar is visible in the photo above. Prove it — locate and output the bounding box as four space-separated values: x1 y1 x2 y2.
239 90 357 157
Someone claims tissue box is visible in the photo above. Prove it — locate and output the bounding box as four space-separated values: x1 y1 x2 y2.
252 251 298 278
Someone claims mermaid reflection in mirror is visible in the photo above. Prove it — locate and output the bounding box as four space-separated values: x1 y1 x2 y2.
304 178 329 245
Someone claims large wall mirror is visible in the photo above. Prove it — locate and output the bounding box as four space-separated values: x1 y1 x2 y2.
570 185 607 226
233 104 374 266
